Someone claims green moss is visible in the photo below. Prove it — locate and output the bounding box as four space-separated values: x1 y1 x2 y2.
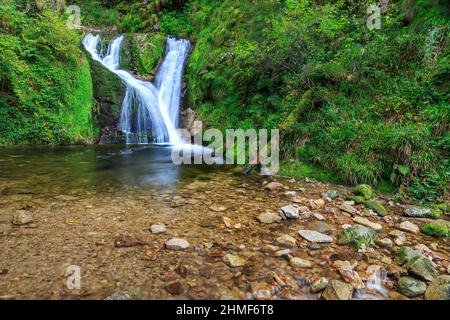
421 222 449 238
425 209 443 219
345 195 365 204
364 200 389 217
353 184 375 200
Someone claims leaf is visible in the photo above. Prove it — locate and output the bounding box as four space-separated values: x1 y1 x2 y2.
398 165 410 176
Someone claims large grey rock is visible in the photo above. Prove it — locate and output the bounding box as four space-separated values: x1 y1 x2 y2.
280 205 300 219
396 247 437 282
398 276 427 297
298 230 333 243
404 206 431 218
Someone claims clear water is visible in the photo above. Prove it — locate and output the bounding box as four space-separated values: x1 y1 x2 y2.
0 145 225 196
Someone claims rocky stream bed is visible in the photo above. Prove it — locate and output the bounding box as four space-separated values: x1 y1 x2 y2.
0 167 449 300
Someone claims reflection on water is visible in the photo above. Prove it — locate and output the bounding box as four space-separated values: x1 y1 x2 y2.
0 145 226 196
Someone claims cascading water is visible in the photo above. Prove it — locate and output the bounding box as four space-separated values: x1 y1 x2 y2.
82 33 190 145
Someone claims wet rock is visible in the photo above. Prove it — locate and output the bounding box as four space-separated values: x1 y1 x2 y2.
399 221 419 234
332 260 365 289
104 291 133 300
209 205 227 212
257 212 282 224
264 182 284 192
223 254 247 267
11 210 33 226
311 277 329 293
425 275 450 300
280 205 301 219
298 230 333 243
326 190 339 200
276 234 297 247
309 199 325 210
289 257 312 268
398 276 427 297
307 221 332 234
165 238 190 250
404 206 431 218
313 213 326 221
170 197 185 208
261 245 280 253
340 204 357 215
150 223 167 234
308 243 322 251
284 191 297 198
353 184 374 199
322 280 353 300
250 282 273 300
353 216 382 231
389 291 410 300
337 225 377 249
275 249 292 257
376 238 393 248
223 217 241 229
165 282 183 295
114 234 146 248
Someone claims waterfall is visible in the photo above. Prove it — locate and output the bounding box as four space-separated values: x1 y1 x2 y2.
82 34 190 145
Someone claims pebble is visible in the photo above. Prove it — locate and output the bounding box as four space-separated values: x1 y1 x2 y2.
165 238 190 250
257 212 282 224
353 216 382 231
11 210 33 226
223 254 247 267
150 224 167 234
310 277 329 293
276 234 297 247
289 257 312 268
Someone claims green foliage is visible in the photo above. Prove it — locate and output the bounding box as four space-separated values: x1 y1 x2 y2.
0 0 94 145
421 222 449 238
183 0 449 202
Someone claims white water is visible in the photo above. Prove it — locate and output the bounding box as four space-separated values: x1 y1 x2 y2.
82 34 190 145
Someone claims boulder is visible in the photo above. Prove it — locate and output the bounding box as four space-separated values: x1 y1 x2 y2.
11 210 33 226
398 276 427 297
310 277 329 293
364 200 388 217
337 224 377 249
353 216 382 231
404 206 431 218
399 221 419 234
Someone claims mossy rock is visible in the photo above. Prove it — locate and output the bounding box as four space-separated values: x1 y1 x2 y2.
396 247 423 265
121 33 166 77
326 190 339 200
421 222 449 238
364 200 388 217
353 184 375 199
396 247 438 282
88 57 125 133
345 195 365 204
337 224 377 250
425 209 443 219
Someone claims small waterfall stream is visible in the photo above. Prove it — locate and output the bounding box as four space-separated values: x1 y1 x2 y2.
82 34 190 145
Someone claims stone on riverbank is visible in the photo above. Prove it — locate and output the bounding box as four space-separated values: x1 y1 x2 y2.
337 224 377 249
298 230 333 243
322 280 353 300
223 254 247 267
11 210 33 226
425 275 450 300
165 238 190 250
